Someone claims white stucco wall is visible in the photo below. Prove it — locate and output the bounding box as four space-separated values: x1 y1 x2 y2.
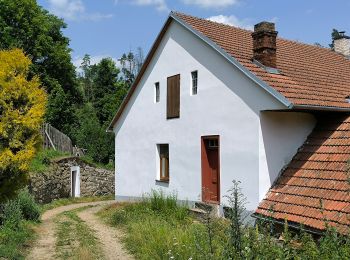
113 20 315 210
258 112 316 201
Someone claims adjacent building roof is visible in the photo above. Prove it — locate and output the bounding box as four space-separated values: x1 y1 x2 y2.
256 114 350 234
174 12 350 110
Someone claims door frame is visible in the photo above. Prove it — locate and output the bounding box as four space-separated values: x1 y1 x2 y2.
70 166 81 198
201 135 220 204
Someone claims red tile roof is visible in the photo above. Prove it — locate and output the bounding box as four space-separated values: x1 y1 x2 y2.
256 114 350 234
174 12 350 109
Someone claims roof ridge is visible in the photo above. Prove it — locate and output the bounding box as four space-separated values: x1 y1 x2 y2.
171 11 253 33
172 11 350 61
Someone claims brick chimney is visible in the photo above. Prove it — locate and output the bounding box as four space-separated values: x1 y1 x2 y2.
334 31 350 57
252 22 278 68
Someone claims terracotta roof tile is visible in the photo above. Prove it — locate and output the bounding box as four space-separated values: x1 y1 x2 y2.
257 114 350 234
174 13 350 109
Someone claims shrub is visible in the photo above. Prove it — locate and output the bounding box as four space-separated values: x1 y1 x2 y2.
16 189 41 222
1 200 23 230
0 49 47 202
0 223 32 259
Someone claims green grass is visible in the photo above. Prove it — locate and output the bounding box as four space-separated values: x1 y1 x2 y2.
98 190 224 260
42 195 114 212
99 190 350 260
80 155 114 171
0 190 40 259
29 149 69 173
55 207 103 260
0 221 36 259
29 149 114 173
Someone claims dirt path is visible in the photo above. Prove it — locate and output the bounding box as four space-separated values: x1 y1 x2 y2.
77 205 133 260
27 200 133 260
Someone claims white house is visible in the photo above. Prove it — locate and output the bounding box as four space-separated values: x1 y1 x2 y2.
109 12 350 233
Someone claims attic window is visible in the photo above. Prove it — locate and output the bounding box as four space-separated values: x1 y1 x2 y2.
155 82 160 103
191 71 198 95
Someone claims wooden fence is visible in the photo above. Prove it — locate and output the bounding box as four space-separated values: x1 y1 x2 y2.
41 123 73 155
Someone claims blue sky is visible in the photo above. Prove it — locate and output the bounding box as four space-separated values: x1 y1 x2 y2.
37 0 350 69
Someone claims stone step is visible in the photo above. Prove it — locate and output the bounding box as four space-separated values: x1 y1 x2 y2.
195 202 214 212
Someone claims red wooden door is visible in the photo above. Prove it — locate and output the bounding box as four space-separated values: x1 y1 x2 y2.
201 136 220 203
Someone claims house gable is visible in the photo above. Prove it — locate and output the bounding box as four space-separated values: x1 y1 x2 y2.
108 12 292 131
112 17 291 209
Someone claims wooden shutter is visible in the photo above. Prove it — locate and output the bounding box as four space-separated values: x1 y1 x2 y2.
167 74 180 119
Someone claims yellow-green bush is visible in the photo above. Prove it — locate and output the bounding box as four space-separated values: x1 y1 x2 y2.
0 49 47 201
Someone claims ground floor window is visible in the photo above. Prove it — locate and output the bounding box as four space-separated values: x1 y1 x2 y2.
158 144 169 182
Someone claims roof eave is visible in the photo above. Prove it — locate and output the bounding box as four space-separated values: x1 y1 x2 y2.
292 104 350 112
252 213 324 236
107 15 173 132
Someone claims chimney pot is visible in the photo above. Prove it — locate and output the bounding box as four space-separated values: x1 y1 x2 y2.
252 21 278 68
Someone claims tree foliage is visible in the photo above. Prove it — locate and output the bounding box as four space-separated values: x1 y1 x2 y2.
73 104 114 164
0 0 82 135
119 47 144 87
74 56 126 163
329 29 343 49
0 49 47 201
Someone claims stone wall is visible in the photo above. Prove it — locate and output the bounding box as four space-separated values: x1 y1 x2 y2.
29 157 114 204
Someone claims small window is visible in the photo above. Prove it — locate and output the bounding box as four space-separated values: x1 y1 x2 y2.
191 71 198 95
158 144 169 182
207 139 219 149
155 82 160 103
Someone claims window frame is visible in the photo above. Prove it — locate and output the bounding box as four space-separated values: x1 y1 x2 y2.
191 70 198 95
158 144 169 182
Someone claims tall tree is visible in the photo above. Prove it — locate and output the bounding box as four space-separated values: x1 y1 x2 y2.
0 49 47 201
79 54 94 102
0 0 82 135
119 47 145 87
74 57 129 163
91 58 126 125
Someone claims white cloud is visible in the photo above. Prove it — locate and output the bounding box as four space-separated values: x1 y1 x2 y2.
73 55 120 73
48 0 113 21
208 15 253 30
115 0 169 12
182 0 238 8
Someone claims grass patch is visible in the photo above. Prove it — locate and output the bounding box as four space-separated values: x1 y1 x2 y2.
80 155 114 171
42 196 114 212
0 221 36 259
99 189 350 260
55 207 103 260
0 189 40 259
29 149 114 173
29 149 69 173
99 190 224 259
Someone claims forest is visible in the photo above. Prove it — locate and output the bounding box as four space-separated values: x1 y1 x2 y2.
0 0 143 200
